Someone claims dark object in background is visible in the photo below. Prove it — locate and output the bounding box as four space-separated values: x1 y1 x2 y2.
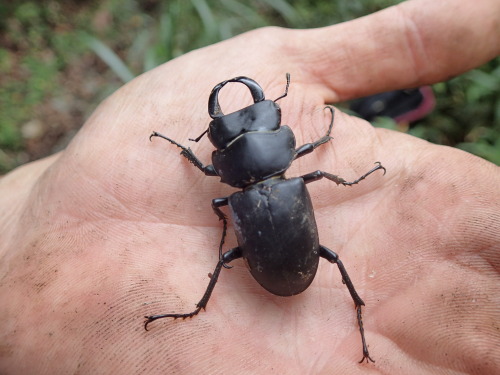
350 87 435 123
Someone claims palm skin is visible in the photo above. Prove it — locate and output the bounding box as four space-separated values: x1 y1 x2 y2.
1 0 499 373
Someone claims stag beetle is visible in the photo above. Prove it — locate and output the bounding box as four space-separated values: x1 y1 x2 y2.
145 74 385 363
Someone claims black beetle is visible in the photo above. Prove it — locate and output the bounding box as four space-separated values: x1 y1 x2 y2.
145 74 385 364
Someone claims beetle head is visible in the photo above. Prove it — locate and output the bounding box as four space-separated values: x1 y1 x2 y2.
205 76 288 150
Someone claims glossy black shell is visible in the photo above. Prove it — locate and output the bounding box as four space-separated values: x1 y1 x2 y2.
212 125 296 188
208 100 281 150
228 177 320 296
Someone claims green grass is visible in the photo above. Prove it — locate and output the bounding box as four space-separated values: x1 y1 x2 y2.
0 0 498 173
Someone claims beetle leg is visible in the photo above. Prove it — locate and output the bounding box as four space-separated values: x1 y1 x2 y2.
302 162 386 186
188 129 208 143
294 106 335 159
319 245 375 364
212 197 231 269
144 247 242 331
273 72 291 102
150 131 218 176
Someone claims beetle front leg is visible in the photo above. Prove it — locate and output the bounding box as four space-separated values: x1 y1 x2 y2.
302 162 386 186
150 131 217 176
212 197 231 269
144 247 242 331
320 245 374 364
295 106 335 159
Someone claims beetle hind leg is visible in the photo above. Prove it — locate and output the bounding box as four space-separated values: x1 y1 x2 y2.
320 245 375 363
144 247 242 331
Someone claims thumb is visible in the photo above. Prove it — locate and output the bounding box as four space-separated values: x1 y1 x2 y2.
291 0 500 101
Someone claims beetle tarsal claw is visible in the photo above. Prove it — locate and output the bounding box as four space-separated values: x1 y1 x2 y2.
359 354 376 364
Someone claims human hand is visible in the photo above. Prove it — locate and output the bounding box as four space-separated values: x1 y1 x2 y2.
1 0 499 374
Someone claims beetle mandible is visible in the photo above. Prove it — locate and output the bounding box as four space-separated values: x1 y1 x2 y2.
145 74 385 364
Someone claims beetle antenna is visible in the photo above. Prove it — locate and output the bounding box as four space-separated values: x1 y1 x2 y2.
189 129 208 142
274 73 291 102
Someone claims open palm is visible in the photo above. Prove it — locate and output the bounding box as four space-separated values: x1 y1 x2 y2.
1 1 499 374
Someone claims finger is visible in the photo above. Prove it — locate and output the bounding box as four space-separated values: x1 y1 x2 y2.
0 154 60 244
293 0 500 101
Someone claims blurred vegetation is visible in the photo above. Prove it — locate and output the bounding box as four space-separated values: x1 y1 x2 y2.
0 0 498 173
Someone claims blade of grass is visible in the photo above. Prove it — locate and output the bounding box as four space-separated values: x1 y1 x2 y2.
84 34 135 83
259 0 300 24
191 0 218 40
